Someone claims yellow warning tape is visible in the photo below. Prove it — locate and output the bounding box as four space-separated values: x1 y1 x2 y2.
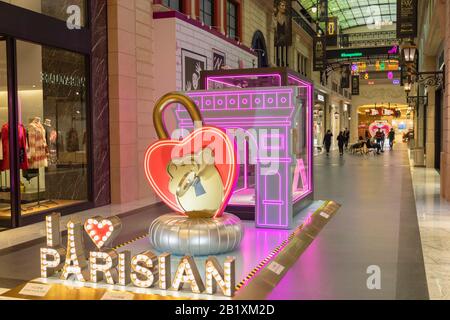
114 233 149 250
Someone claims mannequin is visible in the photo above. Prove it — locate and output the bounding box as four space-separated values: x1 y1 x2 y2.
24 117 50 210
44 118 57 165
27 117 48 169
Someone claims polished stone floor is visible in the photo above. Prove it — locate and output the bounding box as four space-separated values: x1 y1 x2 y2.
410 163 450 300
269 143 429 299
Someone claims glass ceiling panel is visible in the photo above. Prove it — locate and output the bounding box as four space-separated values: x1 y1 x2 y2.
298 0 397 30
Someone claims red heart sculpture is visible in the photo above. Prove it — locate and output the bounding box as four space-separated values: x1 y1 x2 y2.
84 216 122 249
144 126 237 218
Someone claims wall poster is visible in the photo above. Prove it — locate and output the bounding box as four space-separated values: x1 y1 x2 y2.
182 49 207 91
213 49 226 70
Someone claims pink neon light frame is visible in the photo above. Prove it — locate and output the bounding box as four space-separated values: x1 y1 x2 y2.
182 71 314 229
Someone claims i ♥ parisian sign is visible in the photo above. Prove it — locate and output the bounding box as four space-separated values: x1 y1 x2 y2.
40 213 236 297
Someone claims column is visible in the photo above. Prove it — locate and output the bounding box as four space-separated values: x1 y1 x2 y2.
423 55 436 168
108 0 158 203
441 0 450 200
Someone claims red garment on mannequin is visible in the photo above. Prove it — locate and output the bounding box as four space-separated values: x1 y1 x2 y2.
1 123 29 171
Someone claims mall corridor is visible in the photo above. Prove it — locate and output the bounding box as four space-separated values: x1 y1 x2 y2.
269 143 429 300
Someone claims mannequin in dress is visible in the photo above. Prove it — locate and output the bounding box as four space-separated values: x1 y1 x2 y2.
44 118 57 165
27 117 48 169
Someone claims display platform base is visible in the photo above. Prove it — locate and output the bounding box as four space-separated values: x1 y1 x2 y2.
149 213 244 256
0 200 340 300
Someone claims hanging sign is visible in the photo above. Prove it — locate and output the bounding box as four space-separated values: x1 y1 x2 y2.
341 65 351 89
318 0 328 22
313 36 327 71
39 213 237 297
351 75 360 96
397 0 418 38
273 0 293 46
326 17 338 46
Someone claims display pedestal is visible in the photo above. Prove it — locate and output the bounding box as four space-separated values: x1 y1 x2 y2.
0 200 340 300
149 213 244 256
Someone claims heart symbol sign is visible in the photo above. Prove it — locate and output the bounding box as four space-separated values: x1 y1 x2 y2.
84 216 122 249
144 126 237 218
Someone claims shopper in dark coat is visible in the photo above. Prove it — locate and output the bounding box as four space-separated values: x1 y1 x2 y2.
388 128 396 150
323 130 333 156
343 128 350 149
337 131 346 156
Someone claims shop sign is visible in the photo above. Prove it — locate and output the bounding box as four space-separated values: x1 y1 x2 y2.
351 75 359 95
39 213 236 297
326 17 338 47
397 0 418 38
317 94 325 102
388 46 398 54
41 72 86 88
340 52 362 58
313 36 327 71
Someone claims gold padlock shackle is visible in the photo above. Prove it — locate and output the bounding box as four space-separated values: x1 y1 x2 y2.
153 92 204 139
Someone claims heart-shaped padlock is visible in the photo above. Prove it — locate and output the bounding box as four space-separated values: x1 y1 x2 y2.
144 92 237 219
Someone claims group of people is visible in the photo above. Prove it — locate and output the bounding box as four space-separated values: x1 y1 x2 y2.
366 128 396 154
323 128 350 156
322 128 396 156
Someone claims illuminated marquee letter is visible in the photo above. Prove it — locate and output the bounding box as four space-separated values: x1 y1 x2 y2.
41 213 66 278
131 251 158 288
118 251 131 286
89 250 118 284
171 256 205 294
158 253 171 290
205 257 235 297
60 221 89 282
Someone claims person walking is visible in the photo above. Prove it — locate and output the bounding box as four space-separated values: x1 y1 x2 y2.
388 128 396 150
337 131 346 156
344 128 350 150
323 130 333 156
375 129 384 153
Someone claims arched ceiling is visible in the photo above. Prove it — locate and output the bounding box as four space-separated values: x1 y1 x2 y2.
298 0 397 30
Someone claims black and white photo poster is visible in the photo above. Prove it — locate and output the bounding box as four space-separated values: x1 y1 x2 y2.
213 50 226 70
182 49 207 91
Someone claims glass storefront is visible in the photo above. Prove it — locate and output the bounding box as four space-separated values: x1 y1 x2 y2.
0 38 10 221
15 41 88 218
0 0 104 229
0 0 86 26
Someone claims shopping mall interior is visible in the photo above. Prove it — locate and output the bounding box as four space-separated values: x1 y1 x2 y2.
0 0 448 302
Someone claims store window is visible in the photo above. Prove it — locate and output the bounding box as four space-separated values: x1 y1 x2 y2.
226 1 238 40
0 38 10 224
0 0 86 26
199 0 214 27
15 41 88 217
162 0 181 11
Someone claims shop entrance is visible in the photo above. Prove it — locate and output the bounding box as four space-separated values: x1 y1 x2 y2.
0 37 12 228
357 103 414 146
